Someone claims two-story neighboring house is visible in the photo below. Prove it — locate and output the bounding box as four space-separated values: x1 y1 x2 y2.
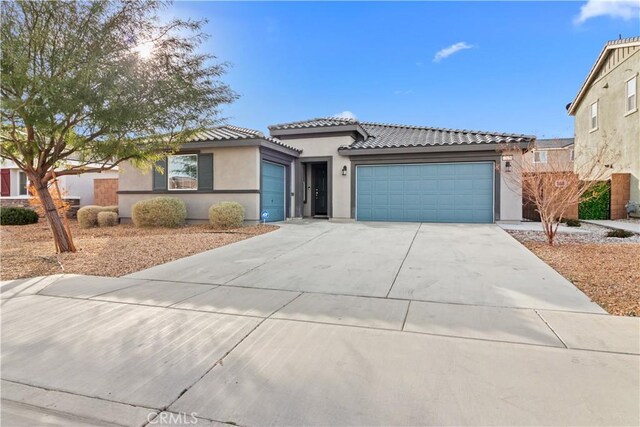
568 36 639 218
523 138 574 171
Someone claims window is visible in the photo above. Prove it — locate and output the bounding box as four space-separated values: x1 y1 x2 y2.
18 171 28 195
590 101 598 131
570 149 575 161
167 154 198 190
626 76 637 114
533 150 547 164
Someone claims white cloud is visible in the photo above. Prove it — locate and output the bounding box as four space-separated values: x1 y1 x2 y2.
333 111 357 120
574 0 640 25
433 42 474 63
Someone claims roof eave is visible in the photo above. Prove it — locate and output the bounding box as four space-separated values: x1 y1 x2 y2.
338 141 531 156
568 40 640 115
269 123 369 139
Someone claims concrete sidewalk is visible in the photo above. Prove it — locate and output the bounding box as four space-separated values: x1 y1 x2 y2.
582 219 640 234
1 222 638 426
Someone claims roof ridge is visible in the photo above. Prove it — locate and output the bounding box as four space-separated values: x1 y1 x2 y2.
222 124 264 137
360 121 533 138
606 36 640 46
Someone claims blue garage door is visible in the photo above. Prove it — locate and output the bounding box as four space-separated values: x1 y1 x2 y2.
261 161 286 222
356 162 494 223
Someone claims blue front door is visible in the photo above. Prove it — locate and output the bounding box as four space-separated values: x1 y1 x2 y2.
356 162 494 223
261 161 286 222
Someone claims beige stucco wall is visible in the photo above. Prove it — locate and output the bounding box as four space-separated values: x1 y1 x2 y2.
283 135 355 219
522 148 574 172
574 48 639 203
118 193 260 222
118 146 261 222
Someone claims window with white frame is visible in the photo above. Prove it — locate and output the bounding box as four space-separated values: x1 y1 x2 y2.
590 101 598 130
18 171 29 195
533 150 548 163
167 154 198 190
626 76 637 113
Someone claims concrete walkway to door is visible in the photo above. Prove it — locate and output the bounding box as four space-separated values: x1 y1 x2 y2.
2 220 638 426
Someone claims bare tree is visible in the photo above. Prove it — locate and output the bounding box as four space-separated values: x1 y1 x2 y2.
500 139 616 245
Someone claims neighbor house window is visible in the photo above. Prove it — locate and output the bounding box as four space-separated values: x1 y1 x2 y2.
590 101 598 131
570 149 575 161
626 76 637 113
18 171 28 195
167 154 198 190
533 150 547 163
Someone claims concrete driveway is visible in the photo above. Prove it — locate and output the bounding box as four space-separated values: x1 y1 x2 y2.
2 221 639 426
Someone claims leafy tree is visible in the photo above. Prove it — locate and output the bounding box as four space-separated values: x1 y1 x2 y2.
1 0 236 252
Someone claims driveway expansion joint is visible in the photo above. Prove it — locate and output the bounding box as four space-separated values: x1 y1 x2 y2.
385 223 421 298
534 309 569 349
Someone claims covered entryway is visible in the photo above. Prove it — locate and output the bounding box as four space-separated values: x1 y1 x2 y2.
356 162 494 223
261 161 286 222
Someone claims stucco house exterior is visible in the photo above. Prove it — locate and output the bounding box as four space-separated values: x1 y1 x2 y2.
118 120 533 224
0 159 119 210
118 126 301 223
568 36 639 209
523 138 574 171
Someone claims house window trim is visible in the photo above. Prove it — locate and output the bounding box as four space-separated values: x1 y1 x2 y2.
533 150 548 164
167 154 198 191
589 100 598 133
18 171 29 196
624 75 637 116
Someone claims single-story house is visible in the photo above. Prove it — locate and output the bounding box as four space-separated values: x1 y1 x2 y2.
0 159 119 211
118 119 535 224
118 126 301 223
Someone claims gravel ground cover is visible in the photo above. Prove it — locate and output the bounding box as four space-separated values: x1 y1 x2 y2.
1 221 278 281
508 222 639 316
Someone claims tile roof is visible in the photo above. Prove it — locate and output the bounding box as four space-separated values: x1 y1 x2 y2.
605 36 640 47
186 125 301 152
268 117 358 130
535 138 574 149
349 121 535 150
268 118 534 150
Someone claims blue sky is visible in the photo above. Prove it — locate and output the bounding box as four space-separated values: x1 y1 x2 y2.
167 1 639 137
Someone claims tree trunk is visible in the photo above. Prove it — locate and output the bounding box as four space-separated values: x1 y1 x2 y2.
33 179 76 253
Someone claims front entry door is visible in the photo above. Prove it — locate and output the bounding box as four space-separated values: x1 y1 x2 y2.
311 163 328 216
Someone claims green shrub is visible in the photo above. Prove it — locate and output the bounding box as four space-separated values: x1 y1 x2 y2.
132 197 186 228
0 207 39 225
564 218 581 227
579 182 610 220
606 229 634 238
77 205 104 228
97 211 118 227
209 201 245 229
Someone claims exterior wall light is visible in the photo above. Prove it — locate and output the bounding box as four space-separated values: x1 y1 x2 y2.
342 165 348 176
505 161 512 172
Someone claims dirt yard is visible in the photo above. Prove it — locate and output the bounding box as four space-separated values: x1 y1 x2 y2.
509 228 639 317
1 220 278 281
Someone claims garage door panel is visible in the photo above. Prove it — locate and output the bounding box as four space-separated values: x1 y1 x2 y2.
356 162 494 223
261 161 285 222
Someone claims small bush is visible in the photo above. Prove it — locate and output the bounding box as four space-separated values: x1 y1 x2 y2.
0 207 39 225
565 218 581 227
606 229 634 238
77 205 104 228
579 182 611 220
209 201 245 229
102 205 119 214
132 197 186 228
97 211 118 227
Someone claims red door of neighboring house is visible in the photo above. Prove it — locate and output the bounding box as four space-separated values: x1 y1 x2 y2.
0 169 10 196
